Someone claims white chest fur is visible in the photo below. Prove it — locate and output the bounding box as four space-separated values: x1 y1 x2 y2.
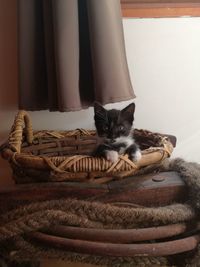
105 136 141 163
114 136 134 154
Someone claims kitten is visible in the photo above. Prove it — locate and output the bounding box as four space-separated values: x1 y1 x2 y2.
93 102 141 163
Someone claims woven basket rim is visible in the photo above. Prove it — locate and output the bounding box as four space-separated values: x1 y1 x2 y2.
2 110 174 182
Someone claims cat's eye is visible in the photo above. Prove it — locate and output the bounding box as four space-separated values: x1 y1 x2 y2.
119 125 124 131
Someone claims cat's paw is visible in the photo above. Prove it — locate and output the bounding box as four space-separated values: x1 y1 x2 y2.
106 150 119 163
130 149 142 162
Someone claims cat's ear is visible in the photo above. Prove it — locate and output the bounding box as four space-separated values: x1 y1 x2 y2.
94 102 107 120
121 103 135 123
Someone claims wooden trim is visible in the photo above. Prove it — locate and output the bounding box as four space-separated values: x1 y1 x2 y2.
121 1 200 18
44 223 190 243
0 172 187 212
29 231 200 257
122 7 200 18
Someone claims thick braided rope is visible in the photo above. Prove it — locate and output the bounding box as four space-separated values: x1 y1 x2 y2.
184 243 200 266
0 210 101 242
1 236 169 266
0 199 195 242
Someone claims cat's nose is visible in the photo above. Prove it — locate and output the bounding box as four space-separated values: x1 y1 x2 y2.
108 133 116 140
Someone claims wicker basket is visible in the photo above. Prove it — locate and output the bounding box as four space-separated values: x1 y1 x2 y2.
1 110 174 184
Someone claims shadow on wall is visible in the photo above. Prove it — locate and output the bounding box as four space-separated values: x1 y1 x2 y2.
0 0 18 186
0 0 18 111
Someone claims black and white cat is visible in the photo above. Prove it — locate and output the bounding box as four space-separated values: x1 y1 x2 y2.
93 102 141 163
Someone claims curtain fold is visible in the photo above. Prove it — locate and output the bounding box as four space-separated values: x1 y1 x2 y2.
18 0 135 112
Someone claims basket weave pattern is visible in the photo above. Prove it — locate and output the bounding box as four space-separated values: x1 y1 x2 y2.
2 111 174 183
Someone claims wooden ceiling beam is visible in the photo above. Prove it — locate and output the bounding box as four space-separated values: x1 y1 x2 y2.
121 0 200 17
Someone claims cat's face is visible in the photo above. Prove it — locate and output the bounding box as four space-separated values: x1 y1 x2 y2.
94 102 135 140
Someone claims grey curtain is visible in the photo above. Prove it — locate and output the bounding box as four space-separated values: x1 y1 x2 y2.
18 0 135 112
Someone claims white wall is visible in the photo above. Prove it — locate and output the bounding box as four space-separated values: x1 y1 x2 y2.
1 15 200 188
123 18 200 162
